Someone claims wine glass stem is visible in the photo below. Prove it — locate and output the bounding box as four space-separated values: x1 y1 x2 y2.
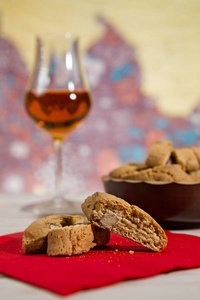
53 138 63 199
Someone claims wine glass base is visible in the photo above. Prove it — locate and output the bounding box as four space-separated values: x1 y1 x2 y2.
22 196 83 217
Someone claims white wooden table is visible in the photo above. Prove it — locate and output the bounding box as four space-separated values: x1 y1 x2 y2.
1 193 200 300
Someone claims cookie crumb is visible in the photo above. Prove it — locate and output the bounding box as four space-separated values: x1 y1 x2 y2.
129 250 134 254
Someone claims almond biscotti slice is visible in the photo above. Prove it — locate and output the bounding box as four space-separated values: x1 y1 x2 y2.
47 223 96 256
172 148 200 172
82 192 168 252
192 146 200 164
145 140 173 167
23 214 84 254
189 166 200 181
109 163 148 179
128 164 191 182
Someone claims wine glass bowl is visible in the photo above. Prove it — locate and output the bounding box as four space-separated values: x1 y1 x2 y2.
24 34 91 215
25 34 91 141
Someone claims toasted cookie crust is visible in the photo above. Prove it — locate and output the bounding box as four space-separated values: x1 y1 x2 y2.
82 192 168 252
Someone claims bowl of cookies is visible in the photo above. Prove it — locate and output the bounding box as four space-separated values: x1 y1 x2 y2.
102 141 200 229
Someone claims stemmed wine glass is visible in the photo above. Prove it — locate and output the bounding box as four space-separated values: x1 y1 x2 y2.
24 33 91 215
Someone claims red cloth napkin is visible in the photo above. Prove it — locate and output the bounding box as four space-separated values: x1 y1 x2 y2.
0 231 200 296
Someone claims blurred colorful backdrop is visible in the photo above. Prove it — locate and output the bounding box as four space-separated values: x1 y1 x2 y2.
1 0 200 195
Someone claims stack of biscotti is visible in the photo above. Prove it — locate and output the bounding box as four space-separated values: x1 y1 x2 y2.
23 214 110 256
23 192 168 256
109 140 200 182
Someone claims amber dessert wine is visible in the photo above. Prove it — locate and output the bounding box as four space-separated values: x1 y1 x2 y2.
26 90 91 140
23 33 91 215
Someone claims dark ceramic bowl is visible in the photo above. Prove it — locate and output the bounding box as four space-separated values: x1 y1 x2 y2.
102 176 200 229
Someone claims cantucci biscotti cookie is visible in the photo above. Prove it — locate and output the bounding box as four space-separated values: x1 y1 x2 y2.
47 223 96 256
172 148 200 172
23 214 84 254
192 146 200 163
128 164 191 182
47 224 110 256
82 192 168 252
189 169 200 181
145 141 172 167
189 147 200 180
109 163 148 179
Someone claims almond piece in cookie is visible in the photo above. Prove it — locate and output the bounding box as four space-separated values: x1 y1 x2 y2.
81 192 168 252
172 148 200 172
23 214 84 254
145 141 173 167
47 223 96 256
